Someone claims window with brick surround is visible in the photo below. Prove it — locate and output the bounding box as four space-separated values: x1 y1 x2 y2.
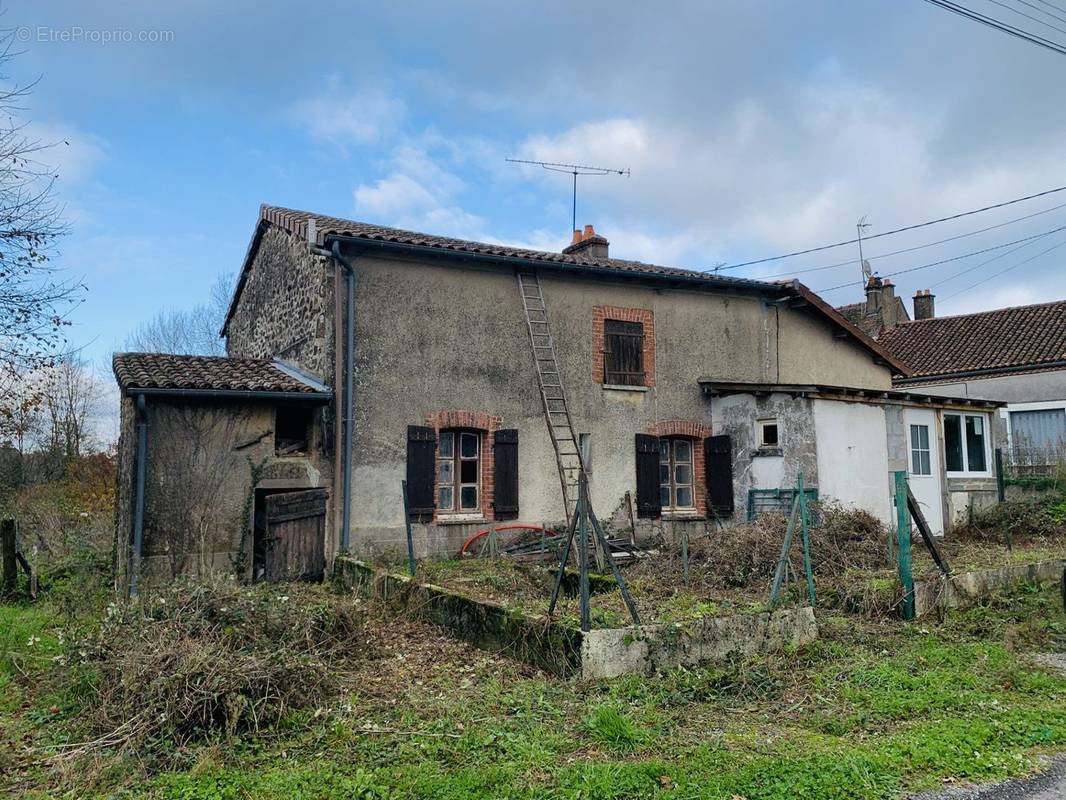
592 306 655 387
437 429 481 513
604 319 645 386
660 437 695 510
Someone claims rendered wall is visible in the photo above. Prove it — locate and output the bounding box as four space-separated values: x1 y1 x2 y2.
812 399 893 525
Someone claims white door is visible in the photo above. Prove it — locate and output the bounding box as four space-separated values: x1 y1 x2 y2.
904 408 944 537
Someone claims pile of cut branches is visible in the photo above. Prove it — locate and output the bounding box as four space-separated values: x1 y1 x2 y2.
56 578 366 761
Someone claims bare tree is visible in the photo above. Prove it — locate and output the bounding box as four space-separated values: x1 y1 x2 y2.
41 355 99 462
124 272 234 356
0 33 83 422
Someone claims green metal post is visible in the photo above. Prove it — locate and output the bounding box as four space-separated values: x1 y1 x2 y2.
798 474 816 607
769 494 801 604
894 470 915 620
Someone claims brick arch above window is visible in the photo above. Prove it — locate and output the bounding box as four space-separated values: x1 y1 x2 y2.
647 419 713 439
425 410 502 432
425 410 501 521
646 419 711 514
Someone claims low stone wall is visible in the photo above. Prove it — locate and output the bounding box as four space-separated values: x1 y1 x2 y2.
334 557 818 679
914 559 1065 618
580 607 818 680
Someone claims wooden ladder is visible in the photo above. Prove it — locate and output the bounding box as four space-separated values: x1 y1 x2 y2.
517 270 583 525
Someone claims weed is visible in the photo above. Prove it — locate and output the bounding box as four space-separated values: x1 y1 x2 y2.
584 704 645 752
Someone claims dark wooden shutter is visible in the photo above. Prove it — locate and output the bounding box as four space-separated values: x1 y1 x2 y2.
493 429 519 520
406 425 436 522
634 433 662 519
704 434 735 516
604 320 645 386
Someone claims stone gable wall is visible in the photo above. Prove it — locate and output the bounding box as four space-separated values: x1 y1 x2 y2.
225 225 334 380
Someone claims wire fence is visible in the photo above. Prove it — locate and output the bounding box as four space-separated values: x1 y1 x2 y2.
1004 443 1066 480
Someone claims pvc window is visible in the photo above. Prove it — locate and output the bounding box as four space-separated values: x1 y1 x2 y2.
944 412 990 476
438 430 480 513
659 437 694 510
909 424 931 476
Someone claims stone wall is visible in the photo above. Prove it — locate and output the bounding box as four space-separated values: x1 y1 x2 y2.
225 225 334 379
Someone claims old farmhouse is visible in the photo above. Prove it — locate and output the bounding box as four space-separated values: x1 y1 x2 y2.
113 206 1006 590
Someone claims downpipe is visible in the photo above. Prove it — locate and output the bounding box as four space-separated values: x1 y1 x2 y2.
331 240 355 553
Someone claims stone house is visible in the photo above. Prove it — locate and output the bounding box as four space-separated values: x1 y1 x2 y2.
113 205 1007 590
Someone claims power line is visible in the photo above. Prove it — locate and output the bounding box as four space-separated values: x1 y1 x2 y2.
921 0 1066 57
1033 0 1066 17
941 236 1066 300
1014 0 1066 26
759 200 1066 279
929 230 1056 287
984 0 1066 35
815 222 1066 292
715 182 1066 271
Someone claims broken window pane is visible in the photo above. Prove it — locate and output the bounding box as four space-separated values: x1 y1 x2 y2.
460 458 478 483
460 486 478 510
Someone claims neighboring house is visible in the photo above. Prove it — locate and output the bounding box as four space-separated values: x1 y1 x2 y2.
837 276 911 339
113 206 1005 589
865 291 1066 478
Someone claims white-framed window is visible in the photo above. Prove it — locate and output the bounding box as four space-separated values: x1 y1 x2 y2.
437 430 480 513
757 418 779 448
659 437 695 510
943 412 991 476
909 424 931 476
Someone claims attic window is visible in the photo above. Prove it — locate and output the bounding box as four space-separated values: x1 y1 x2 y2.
275 406 312 455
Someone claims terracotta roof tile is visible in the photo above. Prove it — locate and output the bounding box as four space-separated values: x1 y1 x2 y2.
878 299 1066 378
112 352 326 394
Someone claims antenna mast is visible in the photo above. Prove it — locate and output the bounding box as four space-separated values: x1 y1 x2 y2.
857 216 873 283
506 158 630 234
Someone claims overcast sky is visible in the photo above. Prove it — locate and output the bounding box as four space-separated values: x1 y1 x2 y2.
9 0 1066 373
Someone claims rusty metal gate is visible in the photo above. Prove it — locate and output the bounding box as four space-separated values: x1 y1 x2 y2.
263 488 327 582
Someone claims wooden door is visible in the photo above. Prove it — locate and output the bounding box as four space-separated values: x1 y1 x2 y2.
263 488 327 582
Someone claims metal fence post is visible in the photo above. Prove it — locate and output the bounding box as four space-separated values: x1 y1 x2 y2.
1 519 16 601
995 447 1006 503
401 480 416 577
894 471 915 620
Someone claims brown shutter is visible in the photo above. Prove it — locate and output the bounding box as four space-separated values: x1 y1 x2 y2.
406 425 436 522
493 429 519 520
704 434 735 516
634 433 662 519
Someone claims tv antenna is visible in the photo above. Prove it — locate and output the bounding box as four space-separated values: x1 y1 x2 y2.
506 158 630 234
857 216 873 282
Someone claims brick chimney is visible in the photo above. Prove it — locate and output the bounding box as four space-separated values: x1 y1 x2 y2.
864 275 883 315
881 279 900 329
562 224 609 259
913 289 935 320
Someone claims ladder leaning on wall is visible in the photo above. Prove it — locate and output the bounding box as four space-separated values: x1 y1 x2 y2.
516 270 584 526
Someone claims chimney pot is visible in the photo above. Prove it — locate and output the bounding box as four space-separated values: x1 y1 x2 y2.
562 223 609 259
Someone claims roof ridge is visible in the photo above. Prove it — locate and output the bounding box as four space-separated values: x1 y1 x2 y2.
889 297 1066 326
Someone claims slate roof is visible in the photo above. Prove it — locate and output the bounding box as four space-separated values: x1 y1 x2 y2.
112 352 328 395
878 299 1066 380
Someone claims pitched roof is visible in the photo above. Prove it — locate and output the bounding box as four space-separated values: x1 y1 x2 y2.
112 352 329 396
223 204 912 375
878 299 1066 380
